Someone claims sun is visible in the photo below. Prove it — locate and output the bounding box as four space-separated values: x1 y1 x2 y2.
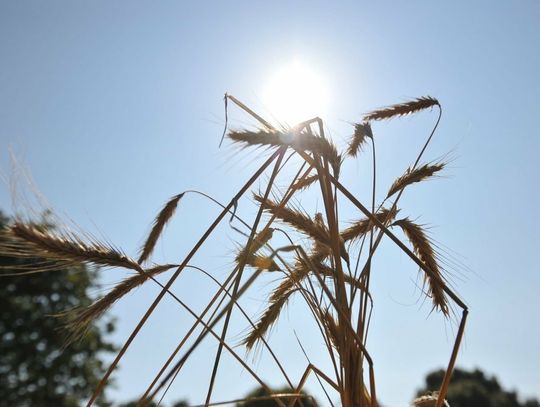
262 60 330 126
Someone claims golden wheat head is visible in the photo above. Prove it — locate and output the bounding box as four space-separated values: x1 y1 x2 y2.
364 96 440 121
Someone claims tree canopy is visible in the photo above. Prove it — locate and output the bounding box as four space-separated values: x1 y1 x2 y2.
417 367 539 407
0 211 116 406
236 386 317 407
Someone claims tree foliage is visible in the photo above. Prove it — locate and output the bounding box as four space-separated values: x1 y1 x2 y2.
0 211 116 406
417 368 540 407
236 386 317 407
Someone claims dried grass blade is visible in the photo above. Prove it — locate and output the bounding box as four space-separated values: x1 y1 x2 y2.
392 218 449 315
364 96 440 121
386 162 445 199
138 193 185 264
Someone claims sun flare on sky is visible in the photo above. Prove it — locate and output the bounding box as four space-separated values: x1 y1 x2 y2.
262 60 330 126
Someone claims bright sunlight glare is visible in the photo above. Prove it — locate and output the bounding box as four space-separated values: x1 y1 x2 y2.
262 60 330 126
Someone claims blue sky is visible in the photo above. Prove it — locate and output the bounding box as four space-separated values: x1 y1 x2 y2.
1 1 539 406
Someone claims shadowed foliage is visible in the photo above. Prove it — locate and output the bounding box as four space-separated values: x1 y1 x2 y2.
417 368 540 407
236 386 316 407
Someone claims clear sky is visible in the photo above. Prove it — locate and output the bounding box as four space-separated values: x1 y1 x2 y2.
1 1 539 406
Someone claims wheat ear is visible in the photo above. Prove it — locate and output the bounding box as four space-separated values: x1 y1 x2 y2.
347 122 373 157
340 207 397 242
364 96 440 121
138 193 184 264
229 130 341 177
63 263 178 343
392 218 449 315
9 222 141 272
292 174 319 191
387 162 445 199
253 194 330 244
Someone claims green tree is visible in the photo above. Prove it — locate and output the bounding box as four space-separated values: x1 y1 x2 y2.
236 386 317 407
417 368 540 407
118 399 188 407
0 211 116 406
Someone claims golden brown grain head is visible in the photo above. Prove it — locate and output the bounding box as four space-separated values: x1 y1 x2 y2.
63 263 178 344
320 309 340 352
340 207 398 242
236 228 274 264
292 174 319 191
392 218 449 316
294 132 342 178
253 195 350 265
364 96 440 122
243 287 294 350
347 122 373 157
228 130 283 147
138 193 184 264
8 222 141 272
254 194 330 245
387 162 445 199
243 254 320 350
229 129 342 177
249 255 281 272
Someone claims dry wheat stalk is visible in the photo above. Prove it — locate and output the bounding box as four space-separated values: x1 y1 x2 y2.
1 94 466 407
364 96 440 121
